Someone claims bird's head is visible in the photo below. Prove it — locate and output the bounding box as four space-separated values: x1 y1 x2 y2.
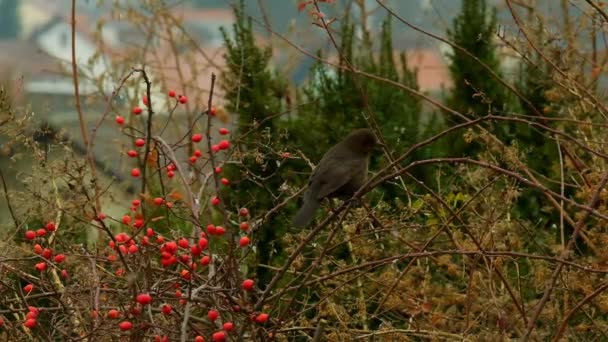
344 128 380 155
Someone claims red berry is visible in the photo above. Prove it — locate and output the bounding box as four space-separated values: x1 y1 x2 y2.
128 244 138 254
215 226 225 236
221 178 229 186
107 309 120 319
194 149 202 157
180 269 191 280
45 222 56 231
146 228 154 237
189 156 198 164
23 284 34 293
209 107 216 116
33 244 43 254
166 202 174 208
198 237 208 249
116 232 128 243
136 293 152 305
161 251 172 259
161 304 172 315
219 128 229 135
41 248 52 259
167 170 175 178
36 229 46 237
168 90 176 97
122 215 131 225
255 313 269 324
130 306 141 316
281 152 291 158
54 254 65 263
212 331 226 342
142 96 149 106
242 279 255 291
161 256 177 267
239 236 250 247
156 235 165 244
135 138 145 147
239 208 249 217
131 168 140 177
211 196 220 206
24 318 36 328
218 140 230 150
223 322 234 331
153 197 164 206
127 150 137 158
134 218 144 228
190 244 202 256
192 133 203 143
239 222 250 231
119 245 127 255
178 95 187 104
116 115 125 125
132 199 141 207
211 144 220 153
178 238 190 249
165 241 178 254
214 166 222 174
97 213 106 220
25 230 36 240
132 106 142 115
118 321 133 331
35 262 47 271
61 269 68 278
140 236 149 245
207 309 219 321
200 255 211 266
194 336 205 342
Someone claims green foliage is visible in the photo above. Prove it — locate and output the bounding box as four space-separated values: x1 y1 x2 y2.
445 0 514 155
446 0 507 117
286 17 445 197
220 0 287 287
0 0 21 39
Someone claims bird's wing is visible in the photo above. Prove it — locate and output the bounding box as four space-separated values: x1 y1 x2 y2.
314 158 364 200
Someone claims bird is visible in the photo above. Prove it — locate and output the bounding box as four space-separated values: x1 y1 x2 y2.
292 128 378 227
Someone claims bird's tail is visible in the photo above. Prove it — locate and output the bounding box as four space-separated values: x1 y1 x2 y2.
292 193 320 227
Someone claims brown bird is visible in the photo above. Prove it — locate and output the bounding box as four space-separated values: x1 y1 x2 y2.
293 128 378 227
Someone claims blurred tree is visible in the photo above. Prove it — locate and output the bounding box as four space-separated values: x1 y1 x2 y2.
287 16 444 201
513 25 570 239
220 0 288 287
445 0 512 155
0 0 21 39
191 0 226 8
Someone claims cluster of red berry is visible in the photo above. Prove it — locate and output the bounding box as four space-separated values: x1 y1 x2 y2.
15 91 268 340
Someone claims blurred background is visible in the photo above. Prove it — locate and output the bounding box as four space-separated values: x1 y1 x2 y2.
0 0 591 222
